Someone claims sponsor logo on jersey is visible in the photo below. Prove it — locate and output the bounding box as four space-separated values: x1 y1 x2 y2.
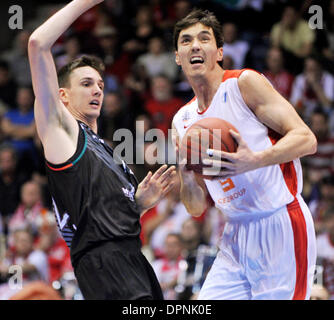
122 185 135 202
217 188 246 204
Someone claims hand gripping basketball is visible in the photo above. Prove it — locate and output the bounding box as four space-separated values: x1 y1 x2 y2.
179 118 238 179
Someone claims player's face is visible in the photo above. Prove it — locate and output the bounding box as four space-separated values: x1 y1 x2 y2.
175 23 223 78
62 66 104 120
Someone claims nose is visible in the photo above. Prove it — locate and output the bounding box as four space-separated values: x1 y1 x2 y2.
93 83 102 96
191 37 201 52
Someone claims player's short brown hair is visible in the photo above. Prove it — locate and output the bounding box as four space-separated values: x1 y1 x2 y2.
57 55 105 88
173 8 224 51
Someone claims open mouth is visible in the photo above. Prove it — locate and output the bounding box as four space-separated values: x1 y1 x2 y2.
190 56 204 65
89 100 99 106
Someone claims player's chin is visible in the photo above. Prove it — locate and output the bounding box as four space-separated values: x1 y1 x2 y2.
87 107 101 118
189 64 206 76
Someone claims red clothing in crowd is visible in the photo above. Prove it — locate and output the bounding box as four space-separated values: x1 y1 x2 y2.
45 237 73 283
144 97 183 136
263 71 294 100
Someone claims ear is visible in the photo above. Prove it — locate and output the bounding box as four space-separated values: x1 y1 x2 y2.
175 51 181 66
59 88 69 106
217 47 223 63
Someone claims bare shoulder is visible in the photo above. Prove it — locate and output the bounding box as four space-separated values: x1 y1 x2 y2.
238 69 263 84
237 69 280 111
238 69 272 93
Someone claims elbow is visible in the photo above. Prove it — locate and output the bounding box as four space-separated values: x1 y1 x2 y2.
28 37 41 57
307 130 318 155
184 203 207 218
28 36 40 50
28 35 48 53
310 134 318 155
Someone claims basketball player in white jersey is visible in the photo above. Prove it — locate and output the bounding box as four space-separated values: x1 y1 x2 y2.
172 9 318 299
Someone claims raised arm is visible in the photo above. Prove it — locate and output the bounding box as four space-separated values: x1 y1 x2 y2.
28 0 103 164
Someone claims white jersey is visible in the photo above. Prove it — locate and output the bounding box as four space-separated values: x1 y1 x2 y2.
172 69 303 220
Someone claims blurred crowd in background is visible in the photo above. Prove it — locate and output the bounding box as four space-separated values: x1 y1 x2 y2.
0 0 333 300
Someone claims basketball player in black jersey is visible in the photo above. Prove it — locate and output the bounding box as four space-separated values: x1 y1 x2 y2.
28 0 176 300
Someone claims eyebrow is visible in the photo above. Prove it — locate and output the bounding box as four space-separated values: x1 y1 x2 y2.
180 30 212 39
80 77 104 84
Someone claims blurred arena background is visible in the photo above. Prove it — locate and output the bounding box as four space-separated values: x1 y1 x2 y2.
0 0 333 300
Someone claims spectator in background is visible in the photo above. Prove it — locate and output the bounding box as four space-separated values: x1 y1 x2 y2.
170 0 192 24
98 91 133 145
0 60 18 111
222 55 235 70
316 215 334 299
131 113 158 182
144 74 183 137
55 34 83 70
71 4 100 33
290 55 334 122
0 229 49 284
35 212 72 285
263 47 294 100
2 30 32 87
176 218 210 300
326 0 334 50
124 62 149 116
123 5 162 59
1 86 38 174
0 145 29 231
270 5 315 74
147 176 189 258
151 233 183 300
94 25 129 87
304 109 334 182
136 36 178 81
8 180 47 238
154 0 192 36
320 0 334 75
222 22 249 70
309 176 334 235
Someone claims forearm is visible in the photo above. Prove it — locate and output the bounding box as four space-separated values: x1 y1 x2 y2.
135 194 149 215
29 0 102 49
180 174 207 217
256 127 317 168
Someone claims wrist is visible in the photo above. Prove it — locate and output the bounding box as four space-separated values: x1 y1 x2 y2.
253 150 267 169
135 194 145 211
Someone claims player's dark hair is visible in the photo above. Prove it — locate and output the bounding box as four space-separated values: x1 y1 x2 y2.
173 9 224 66
57 55 105 88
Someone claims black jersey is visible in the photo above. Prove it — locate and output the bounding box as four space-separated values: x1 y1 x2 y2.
45 121 141 267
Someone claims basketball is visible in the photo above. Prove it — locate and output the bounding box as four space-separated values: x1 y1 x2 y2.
179 118 238 179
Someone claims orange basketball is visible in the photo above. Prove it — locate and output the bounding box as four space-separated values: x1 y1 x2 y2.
179 118 238 179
